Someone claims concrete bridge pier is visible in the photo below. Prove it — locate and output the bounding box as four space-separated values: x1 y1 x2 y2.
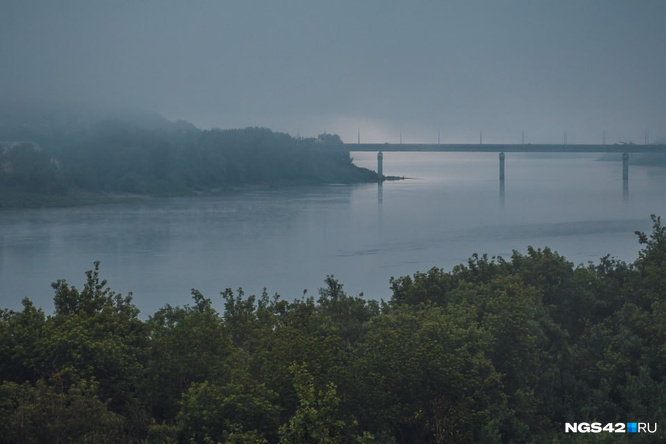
499 152 505 182
377 151 384 181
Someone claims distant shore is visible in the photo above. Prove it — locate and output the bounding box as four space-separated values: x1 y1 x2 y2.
1 122 390 209
0 177 407 210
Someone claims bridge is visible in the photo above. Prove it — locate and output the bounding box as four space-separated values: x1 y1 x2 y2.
321 143 666 154
319 143 666 184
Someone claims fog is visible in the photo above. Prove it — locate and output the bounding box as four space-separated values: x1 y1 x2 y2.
2 1 665 143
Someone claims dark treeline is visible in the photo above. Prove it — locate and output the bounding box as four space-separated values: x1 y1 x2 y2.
0 112 378 206
1 216 665 443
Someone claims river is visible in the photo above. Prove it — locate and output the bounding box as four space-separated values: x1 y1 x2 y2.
1 152 664 315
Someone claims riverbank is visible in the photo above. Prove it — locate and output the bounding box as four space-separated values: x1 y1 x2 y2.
0 175 404 210
1 124 389 209
0 190 151 210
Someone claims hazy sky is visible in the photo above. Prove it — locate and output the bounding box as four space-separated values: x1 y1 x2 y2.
2 1 665 143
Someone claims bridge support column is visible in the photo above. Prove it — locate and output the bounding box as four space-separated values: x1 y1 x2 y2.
377 151 384 181
622 152 629 181
499 152 505 182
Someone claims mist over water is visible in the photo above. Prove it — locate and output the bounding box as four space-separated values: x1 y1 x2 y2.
1 152 663 315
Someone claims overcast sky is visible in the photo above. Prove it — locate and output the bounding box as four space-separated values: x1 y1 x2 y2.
2 1 665 143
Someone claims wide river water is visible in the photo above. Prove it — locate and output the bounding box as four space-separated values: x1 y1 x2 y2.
1 152 665 315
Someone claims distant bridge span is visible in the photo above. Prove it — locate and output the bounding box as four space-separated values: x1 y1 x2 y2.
320 143 666 153
319 143 666 195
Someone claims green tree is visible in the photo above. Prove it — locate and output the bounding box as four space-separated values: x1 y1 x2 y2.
40 262 149 437
0 298 46 384
143 290 233 423
177 367 279 443
352 303 502 443
278 363 372 444
0 378 124 443
0 142 64 194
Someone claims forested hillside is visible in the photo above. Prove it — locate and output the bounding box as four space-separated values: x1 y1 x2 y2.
0 113 378 208
1 216 665 443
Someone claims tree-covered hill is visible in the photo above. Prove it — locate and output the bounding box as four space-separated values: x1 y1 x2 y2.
1 216 665 443
0 111 380 207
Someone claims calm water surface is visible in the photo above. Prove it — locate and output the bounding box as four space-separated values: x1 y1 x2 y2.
1 152 664 315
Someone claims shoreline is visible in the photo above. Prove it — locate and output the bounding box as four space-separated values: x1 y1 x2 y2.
0 177 405 210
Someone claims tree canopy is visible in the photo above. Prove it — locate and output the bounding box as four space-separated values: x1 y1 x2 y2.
0 120 379 208
1 217 666 442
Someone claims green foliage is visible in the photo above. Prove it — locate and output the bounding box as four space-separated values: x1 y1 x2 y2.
0 142 65 194
0 378 124 443
351 302 502 443
143 290 233 423
2 217 666 442
278 363 370 444
390 266 454 307
0 298 46 384
1 121 378 205
317 276 380 348
51 260 139 318
45 262 146 420
0 263 149 441
316 133 344 145
635 214 666 268
177 375 279 443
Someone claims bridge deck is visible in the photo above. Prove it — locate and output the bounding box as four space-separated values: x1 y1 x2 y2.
320 143 666 153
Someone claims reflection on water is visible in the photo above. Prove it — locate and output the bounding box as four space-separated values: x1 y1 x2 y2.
499 180 505 207
1 152 664 315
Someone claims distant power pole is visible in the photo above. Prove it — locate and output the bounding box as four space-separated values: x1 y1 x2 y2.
400 129 402 145
480 129 483 145
438 130 440 145
645 129 650 145
358 129 360 145
603 130 606 145
564 131 567 145
522 130 525 145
